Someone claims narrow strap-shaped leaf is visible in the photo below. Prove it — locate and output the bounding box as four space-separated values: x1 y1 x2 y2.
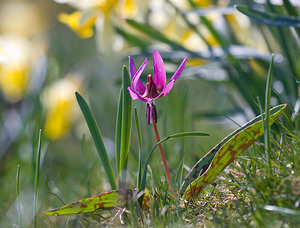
183 104 287 199
43 190 131 215
235 5 300 27
119 67 133 182
115 26 150 49
134 107 142 190
115 89 123 174
75 92 117 190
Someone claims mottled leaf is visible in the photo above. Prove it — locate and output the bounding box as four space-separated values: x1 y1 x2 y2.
43 190 130 215
44 189 152 215
182 104 287 198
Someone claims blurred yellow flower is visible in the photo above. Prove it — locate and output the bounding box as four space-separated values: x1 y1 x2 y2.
59 11 98 38
57 0 137 39
43 75 82 140
0 1 48 103
193 0 213 7
0 35 32 102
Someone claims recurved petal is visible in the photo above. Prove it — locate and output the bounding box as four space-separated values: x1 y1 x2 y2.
128 56 137 79
128 87 149 102
170 57 187 82
152 50 166 92
132 58 147 94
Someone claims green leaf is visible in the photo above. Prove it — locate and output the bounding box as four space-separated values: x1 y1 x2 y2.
43 190 130 215
134 107 142 190
115 26 150 49
115 89 123 174
182 104 287 199
235 5 300 27
119 67 133 183
75 92 117 190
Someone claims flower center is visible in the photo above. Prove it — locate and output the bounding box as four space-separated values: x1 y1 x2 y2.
142 74 160 98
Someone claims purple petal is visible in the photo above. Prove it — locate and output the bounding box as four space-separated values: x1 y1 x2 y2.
151 57 187 100
170 57 187 82
128 87 150 102
159 80 175 97
128 56 137 79
132 58 147 94
152 50 166 92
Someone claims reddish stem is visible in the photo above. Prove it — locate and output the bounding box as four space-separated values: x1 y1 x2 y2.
152 119 174 195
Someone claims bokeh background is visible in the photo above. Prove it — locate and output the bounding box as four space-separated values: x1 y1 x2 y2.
0 0 299 226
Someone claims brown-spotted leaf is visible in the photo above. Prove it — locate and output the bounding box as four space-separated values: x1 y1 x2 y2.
183 104 287 199
43 190 131 215
44 189 152 215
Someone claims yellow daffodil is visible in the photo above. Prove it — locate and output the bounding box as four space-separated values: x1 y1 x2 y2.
58 11 98 38
56 0 137 39
0 35 32 102
43 75 82 140
0 1 47 103
193 0 213 7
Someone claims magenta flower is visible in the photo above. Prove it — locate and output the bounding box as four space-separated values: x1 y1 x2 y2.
127 50 187 124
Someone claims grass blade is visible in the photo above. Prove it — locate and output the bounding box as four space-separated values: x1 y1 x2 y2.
33 129 42 228
176 158 184 191
235 5 300 27
264 54 275 169
75 92 117 190
119 66 133 186
134 107 142 190
16 164 21 228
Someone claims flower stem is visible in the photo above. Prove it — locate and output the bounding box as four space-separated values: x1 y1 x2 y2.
152 118 174 195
